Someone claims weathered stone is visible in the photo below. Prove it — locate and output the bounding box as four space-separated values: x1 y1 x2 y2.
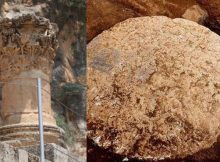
23 143 84 162
87 16 220 160
0 142 17 161
0 71 65 147
0 142 49 162
1 2 45 19
0 14 63 147
18 149 29 162
87 0 197 41
0 14 58 82
2 70 55 125
182 5 207 24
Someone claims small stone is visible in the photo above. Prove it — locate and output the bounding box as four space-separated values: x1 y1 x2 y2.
182 5 208 24
2 3 10 12
122 157 129 161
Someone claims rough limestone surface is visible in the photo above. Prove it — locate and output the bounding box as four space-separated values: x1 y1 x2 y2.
0 14 64 148
0 142 50 162
87 16 220 160
0 14 58 82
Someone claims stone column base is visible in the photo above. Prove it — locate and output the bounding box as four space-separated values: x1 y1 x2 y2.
24 143 84 162
0 124 65 148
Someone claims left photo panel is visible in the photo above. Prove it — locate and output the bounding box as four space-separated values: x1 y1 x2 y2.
0 1 86 162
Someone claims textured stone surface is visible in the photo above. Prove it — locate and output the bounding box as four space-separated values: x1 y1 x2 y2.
0 14 58 82
0 14 63 147
87 0 197 42
182 5 207 24
2 70 55 126
0 71 65 147
23 143 83 162
0 1 87 159
87 16 220 160
0 142 50 162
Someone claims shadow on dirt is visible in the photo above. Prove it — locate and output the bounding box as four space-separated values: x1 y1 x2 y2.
87 138 220 162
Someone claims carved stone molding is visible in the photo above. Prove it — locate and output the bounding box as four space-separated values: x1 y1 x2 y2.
0 14 58 82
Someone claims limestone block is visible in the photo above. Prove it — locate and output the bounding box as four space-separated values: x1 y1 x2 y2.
1 70 56 126
18 149 28 162
23 143 81 162
87 16 220 160
53 144 69 162
0 142 17 162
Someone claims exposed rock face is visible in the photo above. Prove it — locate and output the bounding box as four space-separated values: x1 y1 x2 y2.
87 17 220 160
0 142 80 162
2 71 55 126
197 0 220 35
0 1 81 84
0 1 86 159
23 143 83 162
87 0 197 42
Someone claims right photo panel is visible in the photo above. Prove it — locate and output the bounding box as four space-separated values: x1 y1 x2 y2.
86 0 220 162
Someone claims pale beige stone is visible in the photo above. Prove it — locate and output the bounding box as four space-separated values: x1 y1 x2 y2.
87 16 220 160
182 5 208 24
